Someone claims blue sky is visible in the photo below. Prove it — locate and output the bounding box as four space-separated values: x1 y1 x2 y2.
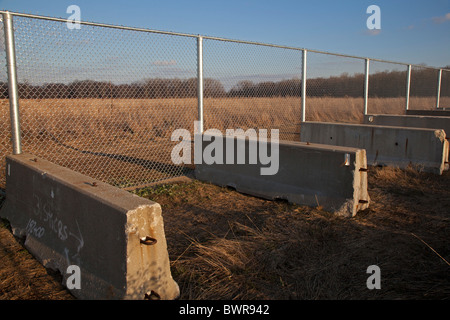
1 0 449 68
0 0 448 87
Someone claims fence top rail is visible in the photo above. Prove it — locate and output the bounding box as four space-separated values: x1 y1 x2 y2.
0 10 198 38
1 10 449 73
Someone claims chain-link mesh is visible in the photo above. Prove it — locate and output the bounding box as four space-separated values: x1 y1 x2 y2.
0 19 10 188
12 15 197 188
440 69 450 108
409 65 439 110
203 39 302 141
368 61 407 115
305 52 365 123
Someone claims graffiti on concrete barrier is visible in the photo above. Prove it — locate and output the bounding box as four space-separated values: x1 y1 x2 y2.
31 192 84 266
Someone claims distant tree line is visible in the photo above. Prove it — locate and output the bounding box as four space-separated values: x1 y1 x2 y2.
228 67 450 98
0 67 448 99
0 78 226 99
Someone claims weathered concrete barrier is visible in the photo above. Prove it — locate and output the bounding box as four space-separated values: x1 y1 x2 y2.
406 109 450 117
0 153 179 300
195 134 370 217
300 121 449 175
364 114 450 137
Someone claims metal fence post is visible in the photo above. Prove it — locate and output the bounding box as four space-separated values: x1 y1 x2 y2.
436 69 442 109
197 35 204 133
2 11 22 154
301 49 307 122
364 58 370 115
405 64 411 111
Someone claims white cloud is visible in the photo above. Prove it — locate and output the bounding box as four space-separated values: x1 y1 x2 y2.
432 12 450 24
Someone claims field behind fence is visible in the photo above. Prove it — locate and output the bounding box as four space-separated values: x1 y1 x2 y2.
0 11 449 189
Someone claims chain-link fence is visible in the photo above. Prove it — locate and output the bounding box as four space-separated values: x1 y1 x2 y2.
9 14 198 188
203 38 303 141
440 69 450 108
305 51 365 123
0 19 10 188
368 61 407 115
0 11 448 189
409 65 440 110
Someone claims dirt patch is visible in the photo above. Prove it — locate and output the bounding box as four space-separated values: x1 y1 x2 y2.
0 166 449 300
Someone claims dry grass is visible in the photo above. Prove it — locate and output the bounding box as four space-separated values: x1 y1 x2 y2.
1 96 424 187
131 165 450 300
0 96 437 141
0 96 437 149
0 96 448 300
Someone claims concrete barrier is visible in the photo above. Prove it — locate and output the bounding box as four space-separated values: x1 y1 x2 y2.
364 114 450 137
194 134 370 217
406 109 450 117
0 153 179 300
300 122 449 175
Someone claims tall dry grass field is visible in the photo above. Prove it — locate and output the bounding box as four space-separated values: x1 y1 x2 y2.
437 96 450 108
0 96 437 187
